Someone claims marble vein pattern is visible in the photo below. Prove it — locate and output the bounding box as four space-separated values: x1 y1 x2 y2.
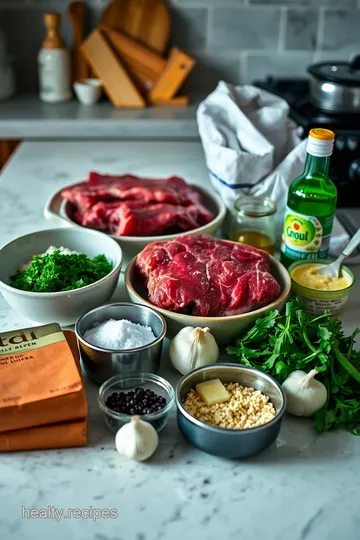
0 142 359 540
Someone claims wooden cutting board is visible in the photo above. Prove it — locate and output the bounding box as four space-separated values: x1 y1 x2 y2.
101 26 166 90
81 30 145 108
100 0 170 54
150 48 196 102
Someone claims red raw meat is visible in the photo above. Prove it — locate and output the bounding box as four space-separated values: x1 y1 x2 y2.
61 173 201 213
88 172 201 207
136 234 280 317
79 200 213 236
60 172 214 237
79 201 126 230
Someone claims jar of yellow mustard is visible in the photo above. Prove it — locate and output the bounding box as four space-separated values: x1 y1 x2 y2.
288 259 355 315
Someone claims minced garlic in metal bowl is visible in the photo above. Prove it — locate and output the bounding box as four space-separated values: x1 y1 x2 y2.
182 382 276 430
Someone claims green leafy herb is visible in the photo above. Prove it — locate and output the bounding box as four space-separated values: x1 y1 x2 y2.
10 250 112 293
226 298 360 435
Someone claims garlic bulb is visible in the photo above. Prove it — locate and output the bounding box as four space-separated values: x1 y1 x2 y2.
282 369 327 417
115 416 158 461
169 326 219 375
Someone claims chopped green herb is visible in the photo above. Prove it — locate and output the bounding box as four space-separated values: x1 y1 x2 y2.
227 298 360 435
10 250 112 293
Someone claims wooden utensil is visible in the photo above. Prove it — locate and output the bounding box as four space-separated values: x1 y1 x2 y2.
68 1 89 81
153 96 189 107
80 30 145 108
0 140 20 170
100 25 166 90
150 48 196 102
100 0 170 54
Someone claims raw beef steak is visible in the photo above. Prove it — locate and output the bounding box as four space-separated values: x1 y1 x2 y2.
61 173 202 212
80 200 214 236
61 172 214 237
136 234 281 317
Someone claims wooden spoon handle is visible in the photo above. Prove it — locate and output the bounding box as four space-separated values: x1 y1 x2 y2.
68 1 86 44
68 1 89 81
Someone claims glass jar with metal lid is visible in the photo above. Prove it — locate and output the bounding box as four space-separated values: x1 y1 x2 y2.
229 196 277 255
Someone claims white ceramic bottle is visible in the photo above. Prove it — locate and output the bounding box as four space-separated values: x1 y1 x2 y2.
38 13 71 103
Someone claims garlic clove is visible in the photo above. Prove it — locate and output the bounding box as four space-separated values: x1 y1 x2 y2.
115 416 159 462
282 369 327 417
169 326 219 375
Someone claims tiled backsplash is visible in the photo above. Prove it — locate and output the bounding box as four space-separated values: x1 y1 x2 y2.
1 0 359 93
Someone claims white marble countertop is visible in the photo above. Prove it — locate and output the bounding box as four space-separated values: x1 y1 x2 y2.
0 95 200 140
1 141 360 540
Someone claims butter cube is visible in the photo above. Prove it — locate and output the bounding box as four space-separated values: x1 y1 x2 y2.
195 379 230 406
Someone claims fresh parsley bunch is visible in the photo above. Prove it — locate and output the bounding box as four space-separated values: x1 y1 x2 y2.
227 298 360 435
10 250 112 293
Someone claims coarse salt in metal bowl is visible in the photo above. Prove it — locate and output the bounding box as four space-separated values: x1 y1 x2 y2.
75 302 167 384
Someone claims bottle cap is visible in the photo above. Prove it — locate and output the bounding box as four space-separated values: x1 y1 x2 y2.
307 128 335 157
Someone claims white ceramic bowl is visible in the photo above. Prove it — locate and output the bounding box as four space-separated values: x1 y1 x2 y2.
125 249 291 345
0 228 122 326
73 78 103 105
44 184 227 267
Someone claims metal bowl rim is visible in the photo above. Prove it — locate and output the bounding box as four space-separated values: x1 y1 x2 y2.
176 363 286 434
75 301 167 353
98 372 175 420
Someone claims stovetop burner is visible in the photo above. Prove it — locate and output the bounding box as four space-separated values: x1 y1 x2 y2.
253 76 360 132
252 76 360 208
253 77 308 106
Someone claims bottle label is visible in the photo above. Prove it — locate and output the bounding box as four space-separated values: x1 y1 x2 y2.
281 207 334 260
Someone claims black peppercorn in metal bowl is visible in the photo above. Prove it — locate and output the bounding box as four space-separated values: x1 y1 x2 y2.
98 373 175 433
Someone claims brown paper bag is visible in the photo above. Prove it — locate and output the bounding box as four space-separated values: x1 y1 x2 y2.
0 417 87 451
0 330 88 451
0 324 87 433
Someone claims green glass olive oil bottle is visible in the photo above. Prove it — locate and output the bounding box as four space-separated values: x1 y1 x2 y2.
280 128 337 268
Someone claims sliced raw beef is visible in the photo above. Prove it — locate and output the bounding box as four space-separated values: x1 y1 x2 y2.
77 201 125 230
136 234 280 317
61 173 202 213
60 172 214 237
80 200 213 236
88 172 201 208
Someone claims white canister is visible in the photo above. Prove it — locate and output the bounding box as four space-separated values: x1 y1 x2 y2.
38 48 71 103
38 13 71 103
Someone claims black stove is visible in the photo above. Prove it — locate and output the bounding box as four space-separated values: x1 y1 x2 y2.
253 77 360 207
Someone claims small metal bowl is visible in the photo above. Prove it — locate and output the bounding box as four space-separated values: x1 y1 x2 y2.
176 363 286 459
98 373 175 433
75 302 167 384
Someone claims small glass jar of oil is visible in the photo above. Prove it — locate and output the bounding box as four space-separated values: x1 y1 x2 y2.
229 196 277 255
